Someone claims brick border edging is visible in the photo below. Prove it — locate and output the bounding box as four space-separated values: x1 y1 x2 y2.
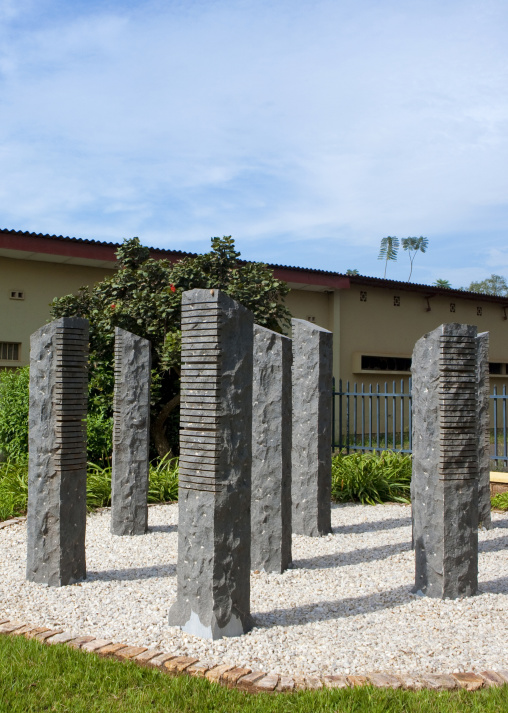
1 619 506 693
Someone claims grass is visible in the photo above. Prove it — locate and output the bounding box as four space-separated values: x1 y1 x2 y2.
331 451 412 505
1 634 508 713
0 456 179 521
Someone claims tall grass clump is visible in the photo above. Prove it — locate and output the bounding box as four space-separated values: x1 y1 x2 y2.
491 492 508 511
85 456 179 512
332 450 412 504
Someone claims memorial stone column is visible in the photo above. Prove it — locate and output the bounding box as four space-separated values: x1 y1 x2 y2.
111 327 151 536
168 288 254 639
291 319 333 537
26 317 89 586
251 325 292 573
411 322 484 598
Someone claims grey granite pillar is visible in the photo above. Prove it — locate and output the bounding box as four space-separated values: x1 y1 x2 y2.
168 288 254 639
111 327 151 536
411 323 480 599
26 317 89 586
291 319 333 537
251 325 292 573
477 332 491 529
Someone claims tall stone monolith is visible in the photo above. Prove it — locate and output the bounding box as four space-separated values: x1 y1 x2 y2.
251 325 292 573
477 331 491 529
411 323 483 599
168 288 254 639
111 328 151 536
291 319 333 537
26 317 89 586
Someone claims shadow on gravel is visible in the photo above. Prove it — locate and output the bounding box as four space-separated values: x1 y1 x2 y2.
293 540 412 570
149 524 177 534
479 535 508 553
87 564 176 582
332 515 411 536
479 575 508 594
254 584 415 627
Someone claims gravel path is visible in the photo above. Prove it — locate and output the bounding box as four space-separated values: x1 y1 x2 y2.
1 502 508 677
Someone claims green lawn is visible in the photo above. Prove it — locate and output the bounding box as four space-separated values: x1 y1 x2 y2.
1 635 508 713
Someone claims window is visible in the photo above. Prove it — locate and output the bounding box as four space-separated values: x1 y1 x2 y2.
9 290 24 300
477 306 483 316
360 355 412 372
489 362 503 375
360 291 367 302
0 342 20 361
393 296 400 306
450 303 456 313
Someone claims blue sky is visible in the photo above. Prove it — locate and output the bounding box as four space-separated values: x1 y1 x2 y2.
1 0 507 286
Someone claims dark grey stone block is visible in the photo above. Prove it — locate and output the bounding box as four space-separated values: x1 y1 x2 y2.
251 325 292 573
477 332 491 529
291 319 333 537
411 323 479 598
26 317 89 587
168 288 254 639
111 327 151 536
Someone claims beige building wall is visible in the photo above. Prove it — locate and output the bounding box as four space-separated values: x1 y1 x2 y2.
0 256 114 367
337 283 508 388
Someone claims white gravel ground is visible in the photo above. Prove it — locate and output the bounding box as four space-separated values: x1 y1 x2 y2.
2 502 508 677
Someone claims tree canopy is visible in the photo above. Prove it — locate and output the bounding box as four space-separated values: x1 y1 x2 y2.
51 236 290 458
465 274 508 296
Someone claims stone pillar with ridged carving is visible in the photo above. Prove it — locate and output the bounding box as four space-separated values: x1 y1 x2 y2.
26 317 89 587
411 322 486 598
111 327 151 536
168 288 254 639
291 319 333 537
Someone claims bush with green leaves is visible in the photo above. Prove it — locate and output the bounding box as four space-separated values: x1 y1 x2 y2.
51 236 290 458
331 450 412 504
0 366 29 461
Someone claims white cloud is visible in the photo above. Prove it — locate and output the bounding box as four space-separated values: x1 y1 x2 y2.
0 0 507 277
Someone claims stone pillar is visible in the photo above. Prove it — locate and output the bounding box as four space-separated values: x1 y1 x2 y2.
251 325 292 573
291 319 333 537
411 323 480 599
111 327 151 536
477 332 491 529
26 317 89 586
168 288 254 639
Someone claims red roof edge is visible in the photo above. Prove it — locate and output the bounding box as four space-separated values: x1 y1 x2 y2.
272 266 350 289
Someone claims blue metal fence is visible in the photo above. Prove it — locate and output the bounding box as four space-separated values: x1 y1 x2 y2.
332 378 508 469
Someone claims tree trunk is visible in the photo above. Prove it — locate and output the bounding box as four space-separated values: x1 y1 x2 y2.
151 393 180 458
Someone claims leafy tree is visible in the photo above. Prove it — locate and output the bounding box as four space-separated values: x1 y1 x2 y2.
51 236 290 458
346 269 359 276
433 279 451 289
466 274 508 296
401 236 428 281
378 236 399 278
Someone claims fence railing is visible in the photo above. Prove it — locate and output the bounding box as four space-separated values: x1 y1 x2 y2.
332 378 508 469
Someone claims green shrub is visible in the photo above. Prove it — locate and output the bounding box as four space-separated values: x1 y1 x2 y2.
332 450 412 504
86 411 113 466
491 491 508 511
0 460 28 521
0 367 29 461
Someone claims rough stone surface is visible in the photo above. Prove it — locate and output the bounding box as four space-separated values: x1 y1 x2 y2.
411 323 479 598
26 317 89 587
291 319 333 537
111 327 151 536
251 325 292 573
168 289 254 639
477 332 491 529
